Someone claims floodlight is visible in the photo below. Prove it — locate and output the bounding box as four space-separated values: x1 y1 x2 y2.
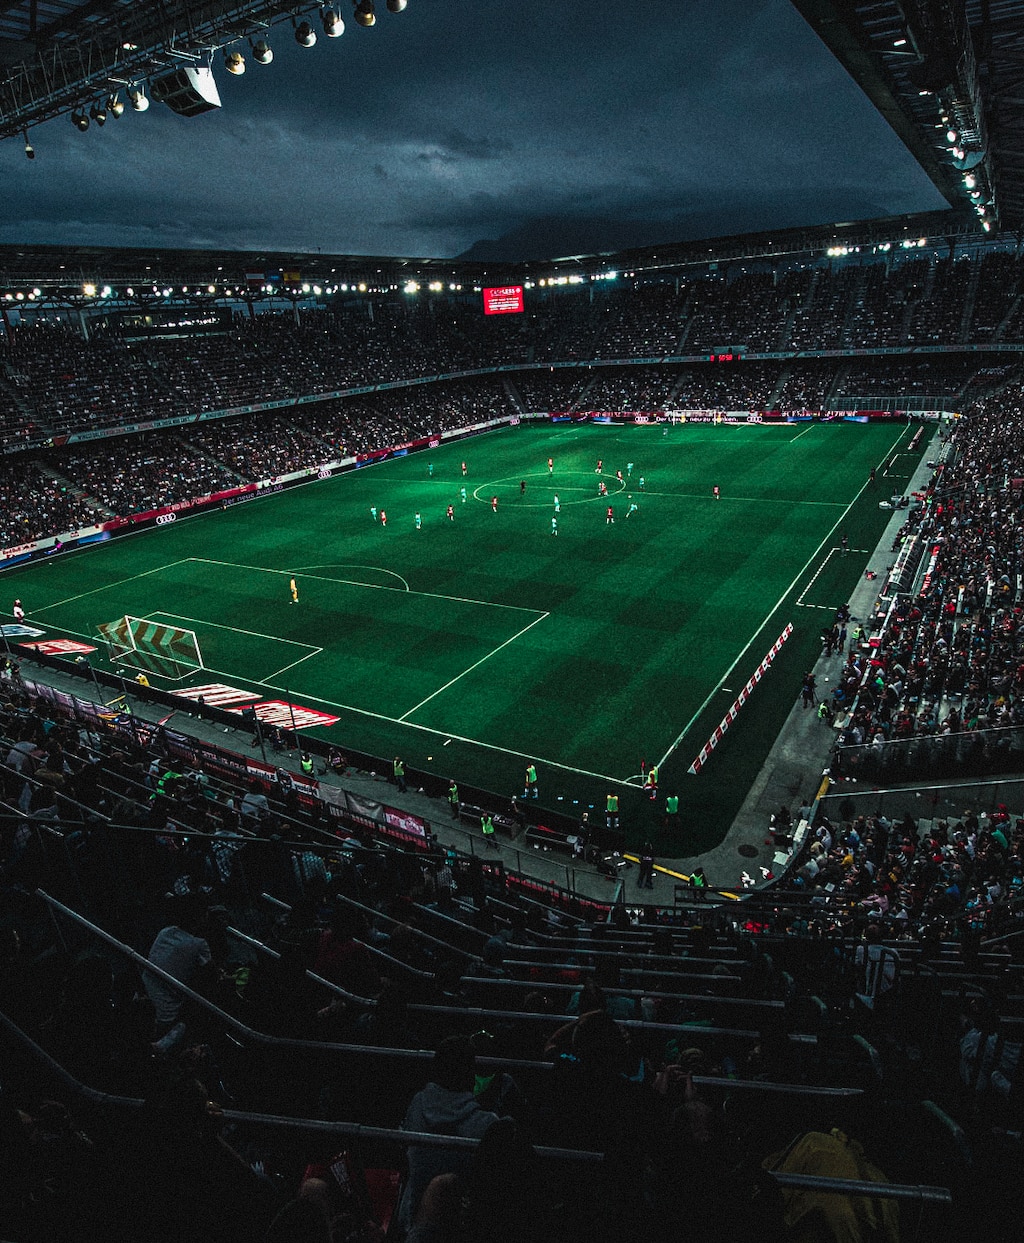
387 0 407 10
250 38 274 64
295 19 317 45
946 128 957 143
91 101 107 126
322 7 345 36
71 110 89 131
354 1 376 27
129 87 150 112
23 132 34 159
107 93 125 118
224 48 245 74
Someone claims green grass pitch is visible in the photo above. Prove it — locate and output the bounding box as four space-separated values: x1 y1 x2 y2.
5 419 927 853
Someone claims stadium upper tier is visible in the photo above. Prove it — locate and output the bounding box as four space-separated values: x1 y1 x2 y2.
2 247 1024 445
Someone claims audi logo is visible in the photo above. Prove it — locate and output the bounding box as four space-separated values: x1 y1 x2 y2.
156 513 177 525
318 468 331 479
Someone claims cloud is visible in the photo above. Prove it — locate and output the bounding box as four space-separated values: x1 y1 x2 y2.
0 0 948 259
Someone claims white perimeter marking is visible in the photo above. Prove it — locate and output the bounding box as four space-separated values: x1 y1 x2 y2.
143 611 324 683
290 563 410 591
46 615 625 785
29 559 192 614
789 423 816 442
650 422 911 776
398 611 550 721
187 557 545 615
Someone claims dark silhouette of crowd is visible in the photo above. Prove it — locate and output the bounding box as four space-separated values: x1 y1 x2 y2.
0 634 1021 1241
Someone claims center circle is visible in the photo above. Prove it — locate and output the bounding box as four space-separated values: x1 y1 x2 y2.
471 471 629 506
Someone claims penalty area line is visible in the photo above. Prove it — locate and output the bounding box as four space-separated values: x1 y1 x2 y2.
398 612 551 721
28 559 193 615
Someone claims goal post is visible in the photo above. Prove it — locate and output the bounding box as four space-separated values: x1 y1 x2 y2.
96 615 204 681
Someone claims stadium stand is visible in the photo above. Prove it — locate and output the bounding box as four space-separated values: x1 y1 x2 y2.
5 249 1024 1241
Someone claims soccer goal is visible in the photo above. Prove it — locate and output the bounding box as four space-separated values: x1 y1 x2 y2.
96 616 205 681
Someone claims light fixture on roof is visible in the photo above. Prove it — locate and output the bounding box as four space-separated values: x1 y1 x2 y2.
354 1 376 27
322 6 345 36
964 172 977 189
23 131 34 159
107 93 125 118
294 18 317 45
128 86 150 112
386 0 407 10
250 37 274 63
91 101 107 126
946 128 958 144
224 48 246 74
71 109 89 131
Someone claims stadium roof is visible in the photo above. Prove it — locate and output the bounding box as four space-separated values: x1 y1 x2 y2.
0 207 996 297
793 0 1024 232
0 0 332 138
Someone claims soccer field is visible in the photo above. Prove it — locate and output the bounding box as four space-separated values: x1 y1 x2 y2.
5 419 927 852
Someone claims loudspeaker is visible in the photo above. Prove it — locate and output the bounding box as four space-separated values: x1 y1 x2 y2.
150 66 221 116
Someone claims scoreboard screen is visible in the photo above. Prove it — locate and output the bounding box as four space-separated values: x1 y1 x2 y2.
483 285 524 315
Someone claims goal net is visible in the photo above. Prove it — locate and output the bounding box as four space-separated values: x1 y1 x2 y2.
96 616 204 681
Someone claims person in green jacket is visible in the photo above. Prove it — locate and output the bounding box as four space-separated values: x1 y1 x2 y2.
393 757 406 793
481 813 497 849
664 792 679 828
606 791 619 830
448 780 460 818
523 764 538 798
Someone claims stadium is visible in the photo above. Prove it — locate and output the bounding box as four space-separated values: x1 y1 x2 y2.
1 2 1024 1241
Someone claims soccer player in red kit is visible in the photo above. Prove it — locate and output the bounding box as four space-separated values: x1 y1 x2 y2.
447 504 454 521
606 506 614 524
491 496 498 513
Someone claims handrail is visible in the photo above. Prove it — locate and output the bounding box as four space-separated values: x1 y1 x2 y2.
227 925 817 1040
498 957 746 983
0 759 112 823
259 891 434 980
330 891 477 960
263 891 752 984
454 974 785 1007
0 1004 888 1191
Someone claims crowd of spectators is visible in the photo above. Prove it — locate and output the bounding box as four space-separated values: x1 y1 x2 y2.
0 456 100 546
825 387 1024 793
0 622 1019 1239
53 433 239 516
5 246 1024 444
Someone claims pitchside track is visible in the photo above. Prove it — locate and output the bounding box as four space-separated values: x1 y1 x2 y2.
4 420 927 851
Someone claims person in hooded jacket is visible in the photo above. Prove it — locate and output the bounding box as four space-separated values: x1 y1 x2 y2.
397 1034 501 1232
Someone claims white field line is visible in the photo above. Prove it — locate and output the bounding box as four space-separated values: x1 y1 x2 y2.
28 559 193 614
651 424 912 775
148 611 320 651
398 612 550 722
186 557 545 616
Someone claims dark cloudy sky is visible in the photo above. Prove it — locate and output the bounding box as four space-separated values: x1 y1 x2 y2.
0 0 948 260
